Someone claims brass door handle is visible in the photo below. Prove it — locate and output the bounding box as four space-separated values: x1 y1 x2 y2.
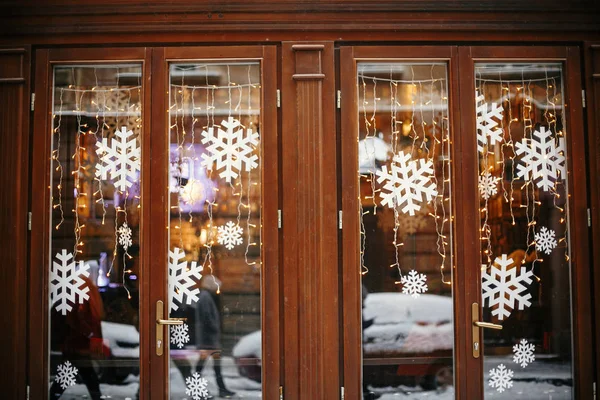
472 302 503 358
473 321 503 330
156 300 186 356
157 318 184 325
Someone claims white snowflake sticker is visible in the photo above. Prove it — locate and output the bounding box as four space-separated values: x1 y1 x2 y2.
535 226 557 255
170 323 190 349
478 172 499 200
96 126 141 192
168 247 203 312
513 339 535 368
50 250 90 316
515 126 566 191
217 221 244 250
476 90 504 153
185 372 209 400
401 269 428 298
482 254 534 320
201 117 259 183
55 361 78 389
376 151 438 216
488 364 514 393
117 222 132 251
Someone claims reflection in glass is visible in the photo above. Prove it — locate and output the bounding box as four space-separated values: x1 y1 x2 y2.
357 63 454 399
49 65 142 399
476 63 573 399
168 63 262 399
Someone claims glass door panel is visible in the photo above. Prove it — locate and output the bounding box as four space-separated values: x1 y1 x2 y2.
167 62 263 399
474 63 574 399
356 62 455 399
48 64 143 399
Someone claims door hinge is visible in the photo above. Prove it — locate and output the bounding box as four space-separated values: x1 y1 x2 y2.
26 385 30 400
593 381 596 400
338 210 343 230
337 90 341 109
279 386 284 400
30 93 35 111
276 89 281 108
582 89 586 108
278 209 282 229
28 212 32 231
588 208 592 227
340 386 345 400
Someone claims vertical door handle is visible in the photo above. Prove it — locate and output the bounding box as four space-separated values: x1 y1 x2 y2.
155 300 185 356
472 302 503 358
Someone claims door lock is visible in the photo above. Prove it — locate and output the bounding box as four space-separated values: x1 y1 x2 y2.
156 300 185 356
472 302 502 358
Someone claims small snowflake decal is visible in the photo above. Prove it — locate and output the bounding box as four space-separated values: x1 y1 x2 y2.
217 221 244 250
55 361 78 389
96 126 141 192
201 117 259 183
535 226 557 255
478 172 500 200
117 222 132 251
50 250 90 316
488 364 514 393
170 323 190 349
376 151 438 216
482 254 534 320
401 269 428 298
169 247 203 312
515 126 566 191
476 90 504 153
185 372 209 400
513 339 535 368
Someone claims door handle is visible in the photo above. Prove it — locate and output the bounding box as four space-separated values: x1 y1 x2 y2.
472 302 503 358
155 300 186 356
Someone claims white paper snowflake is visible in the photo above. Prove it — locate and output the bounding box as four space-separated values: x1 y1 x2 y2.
217 221 244 250
96 126 141 192
488 364 514 393
168 247 203 312
55 361 78 389
515 127 566 191
535 226 557 255
401 269 428 298
376 151 438 216
170 323 190 349
185 372 209 400
513 339 535 368
476 90 504 153
201 117 259 183
479 172 500 200
50 250 90 316
117 222 132 251
482 254 534 320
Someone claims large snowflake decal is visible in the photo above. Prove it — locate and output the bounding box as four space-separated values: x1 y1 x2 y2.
117 222 132 251
400 270 428 298
96 126 141 192
217 221 244 250
482 254 534 320
488 364 514 393
185 372 209 400
515 127 566 191
55 361 78 389
476 90 504 153
50 250 90 316
168 247 203 312
535 226 557 255
201 117 259 183
170 323 190 349
376 151 438 216
513 339 535 368
478 172 500 200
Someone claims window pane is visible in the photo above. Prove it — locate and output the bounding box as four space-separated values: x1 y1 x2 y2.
168 63 262 399
475 63 573 399
357 63 455 399
49 65 142 399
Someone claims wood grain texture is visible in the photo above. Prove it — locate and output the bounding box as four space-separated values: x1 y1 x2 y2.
0 45 29 400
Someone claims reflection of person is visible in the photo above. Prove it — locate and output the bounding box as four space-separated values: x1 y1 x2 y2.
173 275 235 398
50 275 105 400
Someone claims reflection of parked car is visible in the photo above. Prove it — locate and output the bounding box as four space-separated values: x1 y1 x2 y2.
232 293 453 390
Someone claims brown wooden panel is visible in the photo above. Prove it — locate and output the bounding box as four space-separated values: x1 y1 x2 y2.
0 45 29 400
282 41 339 400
